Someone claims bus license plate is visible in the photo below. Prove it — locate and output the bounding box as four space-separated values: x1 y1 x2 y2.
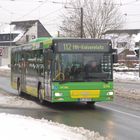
80 98 92 101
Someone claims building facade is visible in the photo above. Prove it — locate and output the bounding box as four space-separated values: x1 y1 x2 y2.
0 33 18 66
0 20 51 66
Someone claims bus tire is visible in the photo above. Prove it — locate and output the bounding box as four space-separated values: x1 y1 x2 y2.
17 81 22 96
86 101 95 107
38 85 44 104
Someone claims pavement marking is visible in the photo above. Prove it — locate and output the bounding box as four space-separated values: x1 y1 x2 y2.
97 104 140 119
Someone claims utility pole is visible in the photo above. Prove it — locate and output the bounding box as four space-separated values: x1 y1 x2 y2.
57 31 60 37
52 2 84 38
65 6 84 38
80 7 83 38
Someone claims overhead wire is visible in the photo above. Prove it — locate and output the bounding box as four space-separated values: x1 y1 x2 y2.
39 7 63 20
0 0 66 34
122 0 140 6
15 0 49 21
124 13 140 16
101 0 140 6
0 0 46 3
0 5 15 15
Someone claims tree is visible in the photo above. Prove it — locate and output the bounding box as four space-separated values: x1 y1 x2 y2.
60 0 124 38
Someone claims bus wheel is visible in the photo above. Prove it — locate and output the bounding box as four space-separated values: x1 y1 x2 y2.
38 87 44 104
17 82 22 96
86 101 95 107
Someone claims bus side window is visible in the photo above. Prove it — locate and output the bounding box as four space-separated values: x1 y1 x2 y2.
44 49 53 71
36 49 44 76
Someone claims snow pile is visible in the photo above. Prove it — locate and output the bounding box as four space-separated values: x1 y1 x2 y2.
0 65 11 77
0 65 10 70
0 92 43 109
115 89 140 100
114 71 140 82
133 33 140 42
0 113 109 140
114 72 140 100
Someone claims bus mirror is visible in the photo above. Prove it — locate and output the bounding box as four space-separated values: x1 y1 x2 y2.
112 49 118 63
135 49 139 58
8 64 11 68
113 54 118 63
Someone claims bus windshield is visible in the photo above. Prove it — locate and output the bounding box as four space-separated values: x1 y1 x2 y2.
53 53 112 82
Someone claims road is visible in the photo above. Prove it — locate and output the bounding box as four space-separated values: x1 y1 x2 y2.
115 81 140 92
0 76 140 140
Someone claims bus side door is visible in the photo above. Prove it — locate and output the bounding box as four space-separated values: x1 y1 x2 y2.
44 49 52 101
20 53 27 91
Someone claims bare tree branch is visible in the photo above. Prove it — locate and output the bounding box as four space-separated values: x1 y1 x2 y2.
60 0 124 38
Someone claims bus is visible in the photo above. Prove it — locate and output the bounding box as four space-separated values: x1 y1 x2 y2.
11 37 117 105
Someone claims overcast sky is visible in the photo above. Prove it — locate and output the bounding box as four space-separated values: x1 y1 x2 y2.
0 0 140 36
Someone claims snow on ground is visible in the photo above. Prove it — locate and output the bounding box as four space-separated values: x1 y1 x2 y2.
0 66 139 140
0 65 10 70
114 71 140 82
0 65 10 77
0 92 42 109
114 71 140 100
0 113 108 140
0 92 109 140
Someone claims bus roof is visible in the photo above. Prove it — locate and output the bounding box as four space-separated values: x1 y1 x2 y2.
30 37 111 44
30 37 52 43
30 37 53 49
52 38 111 43
11 37 112 52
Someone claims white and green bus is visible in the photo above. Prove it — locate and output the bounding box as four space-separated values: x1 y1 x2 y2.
11 37 117 105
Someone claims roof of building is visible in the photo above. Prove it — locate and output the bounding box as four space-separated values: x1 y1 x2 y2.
10 20 39 30
10 20 51 37
104 29 140 35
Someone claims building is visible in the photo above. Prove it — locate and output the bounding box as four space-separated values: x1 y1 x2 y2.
103 29 140 67
118 48 139 67
10 20 51 45
0 33 19 66
103 29 140 49
0 20 51 66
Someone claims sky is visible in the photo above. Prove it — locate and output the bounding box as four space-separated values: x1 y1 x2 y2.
0 0 140 36
0 0 66 36
120 0 140 29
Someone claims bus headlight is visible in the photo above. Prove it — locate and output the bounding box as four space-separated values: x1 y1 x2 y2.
55 92 63 97
107 92 114 96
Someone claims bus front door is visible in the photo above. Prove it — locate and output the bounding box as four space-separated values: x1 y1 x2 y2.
20 59 27 92
44 59 52 101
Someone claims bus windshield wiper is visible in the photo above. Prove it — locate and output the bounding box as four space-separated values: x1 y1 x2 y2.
59 79 85 84
101 79 108 83
84 76 98 82
84 76 109 83
59 80 69 84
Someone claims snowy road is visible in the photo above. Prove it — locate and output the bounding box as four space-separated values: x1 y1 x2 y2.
0 76 140 140
114 81 140 100
115 81 140 92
